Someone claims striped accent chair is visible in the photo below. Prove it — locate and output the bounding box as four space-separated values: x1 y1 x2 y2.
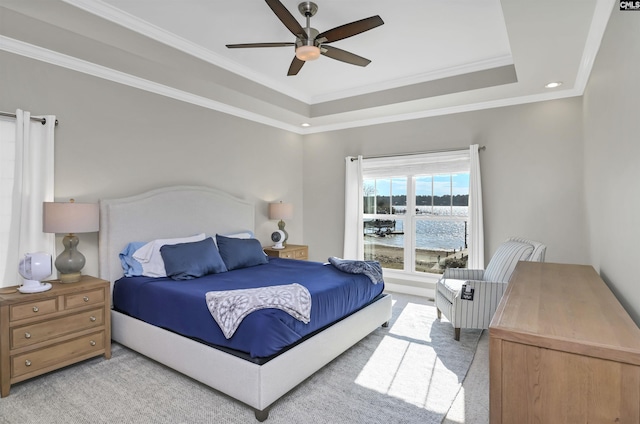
435 237 546 340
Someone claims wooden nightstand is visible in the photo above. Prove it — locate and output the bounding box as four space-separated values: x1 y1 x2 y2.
0 275 111 397
263 244 309 260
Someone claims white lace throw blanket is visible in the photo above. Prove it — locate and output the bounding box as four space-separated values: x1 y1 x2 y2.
205 283 312 339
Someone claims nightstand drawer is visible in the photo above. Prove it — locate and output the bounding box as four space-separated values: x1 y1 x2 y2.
64 288 104 310
281 250 307 259
10 298 58 322
263 244 308 260
11 308 104 349
12 331 105 378
292 249 308 259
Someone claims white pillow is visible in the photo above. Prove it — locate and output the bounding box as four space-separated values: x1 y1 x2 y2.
132 233 206 277
223 231 254 239
211 231 255 246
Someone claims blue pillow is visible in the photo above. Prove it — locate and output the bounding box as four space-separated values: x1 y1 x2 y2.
160 237 227 280
119 241 145 277
215 234 268 271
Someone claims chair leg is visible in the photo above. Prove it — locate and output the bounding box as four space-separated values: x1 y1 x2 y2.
437 308 441 320
454 328 461 341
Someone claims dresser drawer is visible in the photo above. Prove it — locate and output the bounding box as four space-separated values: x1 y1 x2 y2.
11 331 105 378
11 308 104 349
64 288 104 310
9 298 58 322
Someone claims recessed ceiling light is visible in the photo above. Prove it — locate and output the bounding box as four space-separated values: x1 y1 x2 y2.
301 123 311 127
545 81 563 88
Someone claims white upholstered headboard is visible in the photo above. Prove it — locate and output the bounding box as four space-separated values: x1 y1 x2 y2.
99 185 255 285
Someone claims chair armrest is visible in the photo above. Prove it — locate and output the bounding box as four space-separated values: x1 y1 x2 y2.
453 279 508 300
443 268 485 280
451 279 509 329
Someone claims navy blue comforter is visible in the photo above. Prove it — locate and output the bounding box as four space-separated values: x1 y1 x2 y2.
113 257 384 358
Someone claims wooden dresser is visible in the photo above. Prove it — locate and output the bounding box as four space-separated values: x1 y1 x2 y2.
263 244 308 260
489 262 640 423
0 275 111 397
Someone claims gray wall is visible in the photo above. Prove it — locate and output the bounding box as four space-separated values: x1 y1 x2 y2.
583 9 640 324
2 8 638 324
302 98 588 268
0 52 305 279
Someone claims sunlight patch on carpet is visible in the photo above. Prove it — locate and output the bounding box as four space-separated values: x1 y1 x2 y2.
354 300 473 416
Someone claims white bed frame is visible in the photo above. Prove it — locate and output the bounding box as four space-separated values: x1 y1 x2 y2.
98 185 392 421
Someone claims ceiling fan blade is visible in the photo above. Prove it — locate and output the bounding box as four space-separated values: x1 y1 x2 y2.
265 0 307 40
226 42 295 49
316 15 384 44
321 45 371 67
287 57 305 76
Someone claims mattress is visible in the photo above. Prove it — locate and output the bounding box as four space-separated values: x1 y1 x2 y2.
113 258 385 358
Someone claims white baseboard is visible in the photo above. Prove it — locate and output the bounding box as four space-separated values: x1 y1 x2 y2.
385 282 435 300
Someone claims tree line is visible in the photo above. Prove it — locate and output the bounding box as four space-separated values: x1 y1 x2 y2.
365 194 469 207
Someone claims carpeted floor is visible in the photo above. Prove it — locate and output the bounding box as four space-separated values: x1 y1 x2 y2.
0 293 482 424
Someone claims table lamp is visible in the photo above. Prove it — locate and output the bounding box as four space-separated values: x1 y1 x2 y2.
268 202 293 246
43 199 99 283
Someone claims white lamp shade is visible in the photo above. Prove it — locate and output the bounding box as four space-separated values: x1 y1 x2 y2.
269 202 293 220
43 201 99 234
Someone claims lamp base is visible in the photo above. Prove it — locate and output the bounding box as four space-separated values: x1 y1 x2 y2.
278 220 289 246
55 233 86 284
59 272 82 284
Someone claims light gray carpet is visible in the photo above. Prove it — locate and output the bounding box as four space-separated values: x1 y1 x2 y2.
0 293 481 424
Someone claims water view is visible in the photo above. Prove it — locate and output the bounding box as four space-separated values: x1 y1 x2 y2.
365 206 468 250
364 206 468 273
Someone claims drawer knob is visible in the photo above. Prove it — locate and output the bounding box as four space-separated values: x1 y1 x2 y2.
24 332 31 339
83 296 89 302
32 306 39 313
89 316 96 322
90 340 96 346
25 360 32 367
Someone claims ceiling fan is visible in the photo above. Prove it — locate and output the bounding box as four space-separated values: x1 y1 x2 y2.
226 0 384 76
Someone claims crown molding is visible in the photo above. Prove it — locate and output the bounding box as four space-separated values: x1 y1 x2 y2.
0 36 302 134
61 0 312 103
573 0 615 93
1 35 582 136
62 0 516 106
309 55 514 104
300 88 583 134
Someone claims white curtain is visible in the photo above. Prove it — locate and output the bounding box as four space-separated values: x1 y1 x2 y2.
468 144 485 268
343 155 363 259
0 109 56 286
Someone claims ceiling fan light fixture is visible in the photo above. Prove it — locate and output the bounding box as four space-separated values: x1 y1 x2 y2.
296 45 321 61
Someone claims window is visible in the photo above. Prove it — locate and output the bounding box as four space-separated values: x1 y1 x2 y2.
363 172 469 275
344 148 483 278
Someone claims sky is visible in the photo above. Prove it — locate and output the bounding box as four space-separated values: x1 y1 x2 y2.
366 173 470 197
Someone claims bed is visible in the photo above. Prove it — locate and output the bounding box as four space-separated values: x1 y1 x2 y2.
98 185 392 421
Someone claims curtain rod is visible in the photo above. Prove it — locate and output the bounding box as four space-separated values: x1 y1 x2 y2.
0 111 59 126
350 145 485 161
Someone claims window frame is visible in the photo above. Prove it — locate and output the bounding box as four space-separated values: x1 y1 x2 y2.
363 172 469 278
359 151 472 282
